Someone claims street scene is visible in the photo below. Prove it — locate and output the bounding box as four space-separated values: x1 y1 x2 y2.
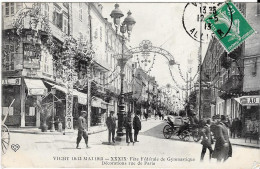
1 2 260 169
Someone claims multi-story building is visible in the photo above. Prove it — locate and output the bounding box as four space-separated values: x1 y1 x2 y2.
1 2 136 132
201 3 260 135
240 3 260 135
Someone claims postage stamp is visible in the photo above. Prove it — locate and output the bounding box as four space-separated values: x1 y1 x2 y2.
204 1 255 53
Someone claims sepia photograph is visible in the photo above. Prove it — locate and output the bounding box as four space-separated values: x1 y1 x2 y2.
1 1 260 169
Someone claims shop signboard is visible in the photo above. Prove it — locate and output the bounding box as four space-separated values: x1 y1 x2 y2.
28 88 47 96
2 78 21 85
235 96 260 106
23 43 41 69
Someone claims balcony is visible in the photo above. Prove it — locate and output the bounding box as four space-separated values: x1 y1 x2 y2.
219 75 242 99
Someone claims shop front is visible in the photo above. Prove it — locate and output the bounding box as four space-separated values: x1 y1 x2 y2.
91 96 109 127
235 95 260 136
44 81 88 129
2 77 22 127
2 77 47 127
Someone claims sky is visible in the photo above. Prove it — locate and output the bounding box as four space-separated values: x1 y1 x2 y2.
101 3 212 98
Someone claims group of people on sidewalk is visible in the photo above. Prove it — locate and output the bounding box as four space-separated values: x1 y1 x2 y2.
199 115 232 163
75 110 142 148
106 111 142 145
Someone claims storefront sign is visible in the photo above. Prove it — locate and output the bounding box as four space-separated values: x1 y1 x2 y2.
2 78 21 85
23 43 41 69
235 95 260 106
28 89 47 96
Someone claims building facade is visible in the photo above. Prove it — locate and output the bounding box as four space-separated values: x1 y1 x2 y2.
200 3 260 136
1 2 138 131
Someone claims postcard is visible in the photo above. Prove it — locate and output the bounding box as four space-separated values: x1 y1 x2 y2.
1 1 260 169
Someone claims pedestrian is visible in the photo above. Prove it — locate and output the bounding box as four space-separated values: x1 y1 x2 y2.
133 111 142 142
144 111 148 121
211 115 232 162
158 110 162 120
237 118 242 138
124 113 134 145
76 111 88 149
200 119 213 161
231 118 236 138
106 111 116 144
154 111 158 120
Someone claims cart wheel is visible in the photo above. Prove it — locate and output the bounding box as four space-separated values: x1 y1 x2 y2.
2 124 10 155
181 130 190 141
193 129 201 142
163 125 173 139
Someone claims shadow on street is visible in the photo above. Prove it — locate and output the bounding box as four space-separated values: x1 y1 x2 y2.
140 121 195 143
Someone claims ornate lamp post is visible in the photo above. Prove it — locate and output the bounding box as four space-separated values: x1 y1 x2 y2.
110 3 136 136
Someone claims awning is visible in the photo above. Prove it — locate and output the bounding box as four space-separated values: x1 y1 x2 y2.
91 97 102 108
24 79 47 96
101 101 113 109
234 95 260 106
45 81 88 105
91 97 112 109
73 90 87 105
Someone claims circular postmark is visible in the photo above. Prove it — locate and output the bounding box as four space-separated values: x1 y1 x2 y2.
182 2 233 43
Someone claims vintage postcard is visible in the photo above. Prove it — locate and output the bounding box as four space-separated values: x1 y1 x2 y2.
1 1 260 169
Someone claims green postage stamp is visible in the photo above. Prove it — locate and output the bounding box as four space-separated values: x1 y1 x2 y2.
204 2 255 53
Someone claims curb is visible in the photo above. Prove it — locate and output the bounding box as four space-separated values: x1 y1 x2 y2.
231 142 260 149
9 128 107 135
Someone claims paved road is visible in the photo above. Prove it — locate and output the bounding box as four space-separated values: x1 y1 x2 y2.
2 119 259 168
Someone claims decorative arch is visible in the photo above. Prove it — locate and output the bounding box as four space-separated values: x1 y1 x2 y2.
126 40 176 66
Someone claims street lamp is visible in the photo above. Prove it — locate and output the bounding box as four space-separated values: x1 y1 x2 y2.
50 87 56 132
110 3 136 136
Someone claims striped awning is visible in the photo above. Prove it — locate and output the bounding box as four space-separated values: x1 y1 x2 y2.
24 79 47 96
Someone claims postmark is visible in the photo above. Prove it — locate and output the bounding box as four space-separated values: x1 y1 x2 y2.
204 2 255 53
182 3 224 43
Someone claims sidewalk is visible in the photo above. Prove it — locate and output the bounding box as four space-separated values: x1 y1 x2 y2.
230 137 260 149
9 125 107 135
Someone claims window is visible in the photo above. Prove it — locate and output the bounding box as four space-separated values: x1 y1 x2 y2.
79 3 82 21
2 107 13 116
5 2 15 17
53 8 63 29
3 44 15 71
63 17 68 34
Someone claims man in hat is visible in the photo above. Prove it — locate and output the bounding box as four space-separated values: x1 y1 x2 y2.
133 111 142 142
106 111 117 144
211 115 232 162
76 111 88 149
124 113 134 145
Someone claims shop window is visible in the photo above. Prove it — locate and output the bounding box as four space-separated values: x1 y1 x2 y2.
2 107 14 116
3 44 15 71
29 107 36 116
